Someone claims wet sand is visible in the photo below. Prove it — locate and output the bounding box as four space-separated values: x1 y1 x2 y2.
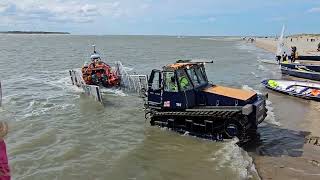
253 37 320 180
254 143 320 180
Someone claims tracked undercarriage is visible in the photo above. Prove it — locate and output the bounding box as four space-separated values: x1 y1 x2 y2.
147 106 263 143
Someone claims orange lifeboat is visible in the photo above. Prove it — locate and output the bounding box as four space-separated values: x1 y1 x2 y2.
81 47 120 87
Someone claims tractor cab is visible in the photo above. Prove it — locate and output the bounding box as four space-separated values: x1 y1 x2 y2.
147 60 212 110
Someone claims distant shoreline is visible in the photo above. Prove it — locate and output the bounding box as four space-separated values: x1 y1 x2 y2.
288 33 320 37
0 31 70 34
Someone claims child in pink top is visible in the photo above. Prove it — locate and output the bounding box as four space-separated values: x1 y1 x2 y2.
0 122 10 180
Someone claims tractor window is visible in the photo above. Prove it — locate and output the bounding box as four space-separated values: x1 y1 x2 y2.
150 71 161 90
164 71 178 92
187 68 201 87
195 67 207 85
176 69 193 91
200 66 208 81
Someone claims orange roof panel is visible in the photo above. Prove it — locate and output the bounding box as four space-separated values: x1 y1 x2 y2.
167 63 193 69
203 85 256 101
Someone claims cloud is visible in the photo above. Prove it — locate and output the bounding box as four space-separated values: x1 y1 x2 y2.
169 16 217 24
0 0 154 25
204 17 216 23
0 0 318 34
0 0 102 24
0 3 10 13
266 16 287 22
307 7 320 13
0 0 305 26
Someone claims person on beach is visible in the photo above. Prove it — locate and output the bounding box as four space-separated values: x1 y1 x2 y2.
276 55 281 64
291 46 297 63
0 122 10 180
317 42 320 52
282 52 288 62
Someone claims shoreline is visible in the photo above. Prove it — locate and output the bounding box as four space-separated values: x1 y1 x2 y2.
254 37 320 56
252 38 320 180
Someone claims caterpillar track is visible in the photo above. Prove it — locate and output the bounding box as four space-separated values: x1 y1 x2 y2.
147 109 259 143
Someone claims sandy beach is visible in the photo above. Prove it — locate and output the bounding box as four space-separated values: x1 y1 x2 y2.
253 36 320 180
255 36 320 56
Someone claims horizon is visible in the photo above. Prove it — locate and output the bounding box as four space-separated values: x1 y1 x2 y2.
0 0 319 36
1 31 319 37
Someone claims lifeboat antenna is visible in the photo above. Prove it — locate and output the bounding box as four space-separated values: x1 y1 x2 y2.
92 44 96 53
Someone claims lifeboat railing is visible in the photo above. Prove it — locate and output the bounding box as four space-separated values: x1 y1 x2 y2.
69 69 85 87
114 61 148 97
69 69 103 103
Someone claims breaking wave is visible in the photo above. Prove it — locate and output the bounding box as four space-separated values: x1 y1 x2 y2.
250 72 260 78
257 65 267 71
242 84 260 93
242 85 280 127
210 138 260 180
100 88 127 97
235 43 258 53
264 100 280 126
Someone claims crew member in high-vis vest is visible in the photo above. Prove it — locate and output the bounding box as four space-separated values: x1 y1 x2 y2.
169 77 178 91
179 76 189 90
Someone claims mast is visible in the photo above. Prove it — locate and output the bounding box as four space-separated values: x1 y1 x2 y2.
276 25 285 56
92 44 96 53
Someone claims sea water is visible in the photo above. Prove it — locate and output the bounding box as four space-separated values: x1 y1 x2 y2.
0 35 317 180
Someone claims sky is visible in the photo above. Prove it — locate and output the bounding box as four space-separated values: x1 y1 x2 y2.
0 0 319 36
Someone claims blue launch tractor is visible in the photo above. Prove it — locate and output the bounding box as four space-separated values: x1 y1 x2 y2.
145 60 268 143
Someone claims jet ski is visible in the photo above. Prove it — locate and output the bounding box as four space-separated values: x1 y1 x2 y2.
261 79 320 101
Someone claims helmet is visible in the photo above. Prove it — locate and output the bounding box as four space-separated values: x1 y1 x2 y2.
84 61 89 67
90 53 100 60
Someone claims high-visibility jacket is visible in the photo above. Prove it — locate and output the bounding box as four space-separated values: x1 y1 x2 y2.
179 76 189 90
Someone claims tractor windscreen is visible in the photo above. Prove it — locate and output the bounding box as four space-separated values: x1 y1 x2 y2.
195 67 207 85
164 71 178 92
186 66 208 88
176 69 193 91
